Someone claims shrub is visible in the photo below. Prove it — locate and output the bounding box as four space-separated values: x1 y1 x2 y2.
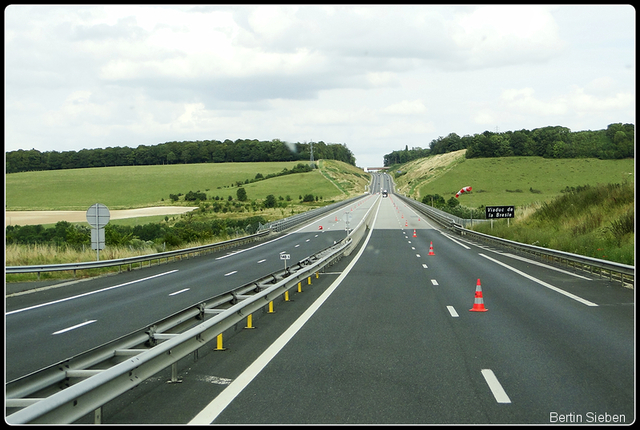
237 187 248 201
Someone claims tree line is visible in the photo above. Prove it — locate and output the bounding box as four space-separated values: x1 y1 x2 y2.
383 123 634 166
6 139 356 174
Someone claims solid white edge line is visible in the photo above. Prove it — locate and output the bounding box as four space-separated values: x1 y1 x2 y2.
446 306 459 317
498 252 592 280
479 254 598 307
481 369 512 404
7 270 179 316
52 320 97 335
188 197 382 425
439 232 471 249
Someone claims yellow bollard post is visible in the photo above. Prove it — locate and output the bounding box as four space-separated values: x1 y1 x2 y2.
308 276 312 285
284 290 290 301
316 272 319 279
268 300 275 313
245 314 255 329
215 333 226 351
298 282 302 293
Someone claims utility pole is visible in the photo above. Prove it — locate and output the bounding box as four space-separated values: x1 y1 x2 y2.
309 140 314 167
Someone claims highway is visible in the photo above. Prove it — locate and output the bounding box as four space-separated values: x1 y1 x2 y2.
5 193 375 381
5 173 634 424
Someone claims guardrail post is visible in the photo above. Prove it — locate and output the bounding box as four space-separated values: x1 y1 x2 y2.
170 363 180 383
94 407 101 424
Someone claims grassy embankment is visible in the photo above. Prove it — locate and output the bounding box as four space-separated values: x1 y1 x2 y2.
393 152 634 265
5 159 370 282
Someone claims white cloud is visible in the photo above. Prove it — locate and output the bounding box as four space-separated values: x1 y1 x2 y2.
451 5 565 68
3 5 635 168
500 85 634 118
382 100 427 115
501 88 568 116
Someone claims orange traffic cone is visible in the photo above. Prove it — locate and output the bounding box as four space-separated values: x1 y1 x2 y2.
428 241 435 255
469 279 488 312
405 221 408 227
413 229 417 238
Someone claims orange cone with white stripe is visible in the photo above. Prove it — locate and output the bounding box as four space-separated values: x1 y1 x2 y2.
469 279 488 312
413 229 417 238
428 241 435 255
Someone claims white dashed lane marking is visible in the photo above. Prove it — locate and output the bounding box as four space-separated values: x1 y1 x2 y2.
52 320 97 335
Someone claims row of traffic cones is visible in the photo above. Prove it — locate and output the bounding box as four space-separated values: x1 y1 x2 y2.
416 235 486 312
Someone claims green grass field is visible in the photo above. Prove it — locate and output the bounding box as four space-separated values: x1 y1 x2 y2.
5 161 360 211
415 156 634 208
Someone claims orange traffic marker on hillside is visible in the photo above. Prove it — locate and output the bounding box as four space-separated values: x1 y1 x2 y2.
428 241 435 255
469 279 488 312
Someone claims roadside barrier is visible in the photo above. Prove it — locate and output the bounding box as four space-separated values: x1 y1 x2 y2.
6 194 370 280
395 193 634 287
6 194 381 424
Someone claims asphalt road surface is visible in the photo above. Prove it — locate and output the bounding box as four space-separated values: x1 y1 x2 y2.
5 184 634 424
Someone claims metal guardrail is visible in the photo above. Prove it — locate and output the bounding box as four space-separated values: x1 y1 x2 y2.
258 194 365 233
395 193 635 286
5 194 381 424
5 231 270 277
6 194 369 278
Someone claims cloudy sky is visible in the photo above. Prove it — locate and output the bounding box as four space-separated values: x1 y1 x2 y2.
4 5 635 168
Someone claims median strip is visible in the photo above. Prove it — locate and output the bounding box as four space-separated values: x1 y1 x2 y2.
188 194 382 424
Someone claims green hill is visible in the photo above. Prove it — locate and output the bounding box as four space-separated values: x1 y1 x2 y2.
5 160 369 211
394 150 634 209
392 151 634 265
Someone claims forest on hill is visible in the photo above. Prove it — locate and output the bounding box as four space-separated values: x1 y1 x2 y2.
383 123 634 166
6 139 356 174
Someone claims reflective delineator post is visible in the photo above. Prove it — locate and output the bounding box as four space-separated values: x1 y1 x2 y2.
215 333 226 350
469 279 488 312
245 314 255 329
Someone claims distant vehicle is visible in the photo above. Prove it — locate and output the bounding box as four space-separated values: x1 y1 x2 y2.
382 190 388 197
